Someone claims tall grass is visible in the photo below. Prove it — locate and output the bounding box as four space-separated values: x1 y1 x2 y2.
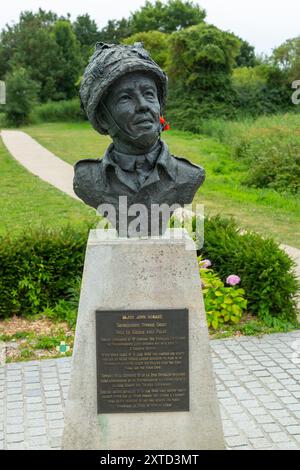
31 98 86 123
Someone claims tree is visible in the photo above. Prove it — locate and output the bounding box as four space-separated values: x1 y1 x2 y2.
53 20 83 100
73 14 99 47
0 9 58 81
0 9 84 102
98 0 206 44
168 23 241 91
98 18 133 44
235 39 257 68
272 36 300 83
5 67 39 126
122 31 169 69
131 0 206 34
166 23 241 128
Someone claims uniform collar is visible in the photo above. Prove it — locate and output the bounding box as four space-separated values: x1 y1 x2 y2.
112 141 161 171
101 139 177 190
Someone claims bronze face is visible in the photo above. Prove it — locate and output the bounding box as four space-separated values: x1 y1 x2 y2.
101 72 161 154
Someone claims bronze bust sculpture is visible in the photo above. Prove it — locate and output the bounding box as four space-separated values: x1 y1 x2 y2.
75 42 205 236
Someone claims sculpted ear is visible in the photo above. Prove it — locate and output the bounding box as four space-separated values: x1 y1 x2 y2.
96 101 109 133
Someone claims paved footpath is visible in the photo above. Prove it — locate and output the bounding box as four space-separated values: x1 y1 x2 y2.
1 130 79 201
0 331 300 450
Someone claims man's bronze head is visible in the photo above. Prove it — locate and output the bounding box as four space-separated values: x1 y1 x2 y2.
79 42 168 151
98 71 161 153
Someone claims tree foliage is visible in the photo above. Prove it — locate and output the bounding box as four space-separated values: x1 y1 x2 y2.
123 31 170 68
0 10 82 101
52 20 82 100
130 0 206 34
168 23 241 90
5 67 39 126
235 38 257 68
272 36 300 82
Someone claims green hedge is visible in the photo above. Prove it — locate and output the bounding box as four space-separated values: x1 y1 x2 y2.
0 219 298 323
201 216 299 323
0 226 88 318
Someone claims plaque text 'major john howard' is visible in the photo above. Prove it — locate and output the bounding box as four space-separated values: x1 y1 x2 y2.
95 309 189 414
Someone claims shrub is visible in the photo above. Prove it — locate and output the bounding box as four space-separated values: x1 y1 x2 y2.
199 259 247 330
5 67 40 126
236 133 300 194
0 226 88 319
32 98 86 123
201 216 299 323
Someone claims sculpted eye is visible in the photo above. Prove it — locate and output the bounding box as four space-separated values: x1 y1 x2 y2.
119 95 131 102
144 90 155 98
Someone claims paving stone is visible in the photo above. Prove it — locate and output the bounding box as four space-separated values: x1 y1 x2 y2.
248 407 268 416
45 390 61 398
49 427 63 438
265 402 284 410
225 436 248 447
45 397 62 405
6 424 25 434
280 396 299 405
6 401 23 410
262 423 282 433
6 443 27 450
25 389 42 397
275 442 299 450
249 438 273 449
240 427 264 439
25 396 42 404
6 394 23 402
26 411 45 419
28 418 47 428
26 403 44 411
270 409 290 418
277 416 298 427
270 432 292 443
286 425 300 435
6 432 25 443
27 436 49 447
6 408 24 417
48 419 64 429
28 426 47 437
46 404 63 413
46 412 64 420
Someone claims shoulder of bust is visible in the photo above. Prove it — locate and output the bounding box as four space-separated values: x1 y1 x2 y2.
172 155 205 185
73 158 104 207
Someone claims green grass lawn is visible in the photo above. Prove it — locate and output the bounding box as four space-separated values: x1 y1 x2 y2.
0 136 97 237
24 121 300 248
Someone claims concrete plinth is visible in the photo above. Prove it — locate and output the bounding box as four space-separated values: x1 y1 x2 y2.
62 229 224 450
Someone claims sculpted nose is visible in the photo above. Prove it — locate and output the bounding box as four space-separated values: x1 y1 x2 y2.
135 94 149 112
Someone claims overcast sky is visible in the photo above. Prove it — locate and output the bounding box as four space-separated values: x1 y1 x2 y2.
1 0 299 55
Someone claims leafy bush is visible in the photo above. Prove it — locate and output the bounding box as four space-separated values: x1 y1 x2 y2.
199 259 247 330
32 98 86 123
0 226 88 319
236 132 300 194
202 216 299 323
0 218 298 327
5 67 40 126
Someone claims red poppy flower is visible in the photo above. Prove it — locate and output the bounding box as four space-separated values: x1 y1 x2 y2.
160 115 170 131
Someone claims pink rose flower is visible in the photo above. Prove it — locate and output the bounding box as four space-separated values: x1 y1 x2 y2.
226 274 241 286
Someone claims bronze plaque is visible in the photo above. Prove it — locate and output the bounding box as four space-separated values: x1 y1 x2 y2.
95 309 189 414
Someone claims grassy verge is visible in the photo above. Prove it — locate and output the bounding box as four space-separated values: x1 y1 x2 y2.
0 136 97 236
24 121 300 248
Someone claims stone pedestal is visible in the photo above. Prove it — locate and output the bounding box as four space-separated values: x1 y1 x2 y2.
62 229 224 450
